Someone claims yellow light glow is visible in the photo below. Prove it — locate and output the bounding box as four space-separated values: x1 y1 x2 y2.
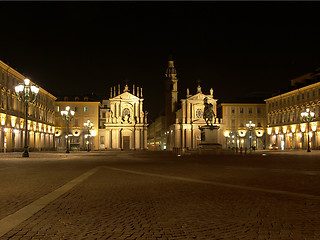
275 127 279 135
311 123 317 131
300 124 306 132
0 113 6 125
256 130 263 137
239 130 246 137
298 133 302 138
267 127 272 135
291 125 296 133
309 132 313 137
91 130 97 136
11 116 16 128
224 131 230 137
282 126 287 134
4 128 8 133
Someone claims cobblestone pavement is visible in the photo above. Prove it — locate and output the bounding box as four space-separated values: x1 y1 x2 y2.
0 151 319 239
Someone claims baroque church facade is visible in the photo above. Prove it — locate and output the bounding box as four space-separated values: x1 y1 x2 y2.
148 58 223 152
99 84 148 150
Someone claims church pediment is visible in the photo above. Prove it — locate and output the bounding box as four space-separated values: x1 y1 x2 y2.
187 93 210 101
111 92 140 101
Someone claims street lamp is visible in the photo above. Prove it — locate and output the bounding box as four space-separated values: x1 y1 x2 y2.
15 78 39 157
246 121 255 150
84 120 93 152
61 106 75 153
301 108 315 152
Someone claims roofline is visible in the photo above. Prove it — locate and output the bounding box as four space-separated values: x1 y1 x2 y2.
0 60 57 100
265 81 320 102
218 103 265 106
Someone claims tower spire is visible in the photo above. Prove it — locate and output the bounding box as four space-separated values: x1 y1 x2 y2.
165 56 179 128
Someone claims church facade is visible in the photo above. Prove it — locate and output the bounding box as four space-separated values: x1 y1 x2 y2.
166 85 222 151
99 84 148 150
161 58 223 152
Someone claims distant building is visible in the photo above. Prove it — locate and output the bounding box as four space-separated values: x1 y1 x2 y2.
147 116 166 150
99 84 148 150
218 100 267 150
0 60 56 152
55 94 100 151
265 69 320 150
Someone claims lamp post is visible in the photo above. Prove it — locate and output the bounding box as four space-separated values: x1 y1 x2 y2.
246 121 255 150
61 106 75 153
84 120 93 152
301 108 315 152
15 78 39 157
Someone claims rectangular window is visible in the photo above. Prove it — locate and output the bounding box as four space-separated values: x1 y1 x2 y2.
231 108 235 114
231 119 235 128
257 108 261 114
249 108 252 114
257 122 262 127
74 107 78 112
84 107 88 112
240 121 244 127
74 119 79 127
297 95 300 101
100 136 105 144
240 108 244 114
302 93 304 100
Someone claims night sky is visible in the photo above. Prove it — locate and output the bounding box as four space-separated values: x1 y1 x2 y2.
2 2 320 121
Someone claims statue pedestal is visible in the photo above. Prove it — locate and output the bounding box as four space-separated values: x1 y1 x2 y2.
198 125 222 152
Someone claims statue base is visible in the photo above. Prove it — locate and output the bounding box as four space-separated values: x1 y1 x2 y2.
198 125 222 152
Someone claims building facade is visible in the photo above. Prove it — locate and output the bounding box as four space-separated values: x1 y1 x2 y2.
99 84 148 150
219 102 267 149
55 96 100 151
0 60 56 152
265 80 320 150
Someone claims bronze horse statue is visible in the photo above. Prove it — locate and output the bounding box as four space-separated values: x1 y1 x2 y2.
203 97 216 126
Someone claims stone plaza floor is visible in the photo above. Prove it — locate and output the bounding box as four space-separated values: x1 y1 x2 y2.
0 150 319 239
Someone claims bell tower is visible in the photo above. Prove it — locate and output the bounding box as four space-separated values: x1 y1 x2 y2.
165 56 178 128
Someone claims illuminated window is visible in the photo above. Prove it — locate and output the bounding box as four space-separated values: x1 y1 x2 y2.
56 106 60 112
84 107 88 112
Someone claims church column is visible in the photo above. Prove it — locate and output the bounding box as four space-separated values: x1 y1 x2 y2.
186 126 191 149
144 126 147 149
135 103 139 123
174 125 181 148
186 102 191 124
135 127 140 149
140 128 143 149
181 100 186 124
140 101 143 123
181 126 185 149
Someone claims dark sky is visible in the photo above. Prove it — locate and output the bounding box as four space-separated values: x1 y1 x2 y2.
2 2 320 121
